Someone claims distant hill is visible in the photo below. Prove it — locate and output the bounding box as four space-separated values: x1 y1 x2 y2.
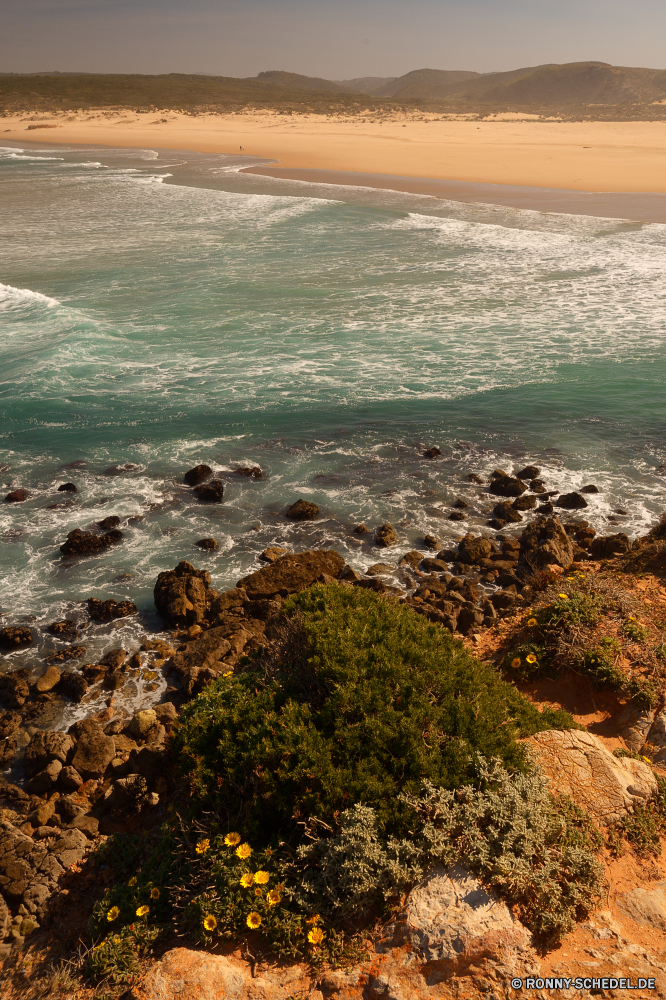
372 68 481 99
251 71 349 93
335 76 396 94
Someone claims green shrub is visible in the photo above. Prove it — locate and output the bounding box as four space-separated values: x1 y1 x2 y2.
537 590 606 631
171 584 577 844
622 619 649 643
502 642 548 680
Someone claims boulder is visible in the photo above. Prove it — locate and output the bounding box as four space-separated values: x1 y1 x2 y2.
379 863 536 973
448 511 465 521
99 648 127 670
590 533 632 559
512 495 537 511
399 551 423 570
105 774 148 814
140 947 310 1000
418 558 448 574
492 502 523 524
183 464 212 486
529 479 547 494
556 492 588 510
580 484 600 494
617 705 655 754
489 476 527 498
87 598 136 622
35 665 61 693
154 561 211 626
57 671 88 702
24 731 73 778
618 884 666 930
0 711 21 739
46 620 80 636
516 466 541 480
423 446 441 458
238 550 345 600
0 674 30 708
526 729 657 825
57 483 78 493
0 627 32 652
98 515 121 530
236 466 263 478
423 534 440 549
195 537 218 551
47 645 86 663
60 528 123 556
27 759 62 794
70 719 116 779
128 709 158 740
457 534 493 564
195 479 224 503
642 709 666 765
520 516 574 572
260 546 287 563
59 766 83 792
366 563 395 576
5 489 28 503
375 524 398 548
286 499 319 520
0 738 16 770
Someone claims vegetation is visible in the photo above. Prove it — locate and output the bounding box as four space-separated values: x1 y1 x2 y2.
171 584 576 843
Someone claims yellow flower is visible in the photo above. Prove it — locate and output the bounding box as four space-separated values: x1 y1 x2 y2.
150 887 160 900
112 935 121 945
305 914 321 925
526 654 537 664
246 911 262 929
558 593 568 599
511 657 521 669
236 843 252 859
642 755 652 763
240 872 254 888
254 887 263 897
223 670 233 678
107 906 120 922
203 914 217 932
254 871 269 884
128 877 137 887
225 832 241 847
527 618 537 627
195 839 210 855
267 889 281 906
308 927 324 945
136 905 149 917
629 615 636 620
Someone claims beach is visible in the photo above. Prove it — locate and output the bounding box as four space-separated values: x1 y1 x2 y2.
4 109 666 193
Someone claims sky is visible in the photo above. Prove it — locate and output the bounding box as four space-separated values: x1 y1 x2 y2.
3 0 666 79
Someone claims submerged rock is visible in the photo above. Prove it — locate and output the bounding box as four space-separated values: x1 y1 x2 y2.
4 489 28 503
286 498 319 520
0 627 32 652
236 466 263 478
423 446 442 458
516 465 541 480
183 464 212 486
60 528 123 557
57 483 78 493
194 479 224 503
374 523 398 548
556 491 588 510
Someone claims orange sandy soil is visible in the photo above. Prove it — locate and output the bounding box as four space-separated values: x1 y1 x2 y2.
4 109 666 192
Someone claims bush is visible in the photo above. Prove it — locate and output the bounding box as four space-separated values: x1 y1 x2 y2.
171 584 577 843
537 590 606 631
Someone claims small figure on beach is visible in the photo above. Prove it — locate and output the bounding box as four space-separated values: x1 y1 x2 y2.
240 145 245 151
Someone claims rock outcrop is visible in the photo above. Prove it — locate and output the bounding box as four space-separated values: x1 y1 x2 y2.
520 516 575 572
286 499 319 520
154 561 211 625
238 550 345 599
60 528 123 557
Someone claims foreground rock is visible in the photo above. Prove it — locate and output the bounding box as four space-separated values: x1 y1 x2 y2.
520 516 575 572
238 550 345 599
154 561 211 626
527 729 657 825
0 821 88 924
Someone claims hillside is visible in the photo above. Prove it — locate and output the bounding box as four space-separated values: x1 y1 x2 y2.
372 67 481 98
252 70 349 93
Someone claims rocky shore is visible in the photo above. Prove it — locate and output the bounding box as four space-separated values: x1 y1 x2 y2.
1 460 666 998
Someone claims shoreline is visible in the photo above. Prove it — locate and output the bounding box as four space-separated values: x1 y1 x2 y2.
4 110 666 199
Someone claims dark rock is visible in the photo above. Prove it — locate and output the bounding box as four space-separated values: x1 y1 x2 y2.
529 480 547 494
487 519 506 530
489 476 527 498
516 466 541 480
419 558 448 573
423 447 441 459
153 702 178 728
60 528 123 557
47 645 86 664
590 533 632 559
98 515 120 530
456 607 484 635
491 590 518 611
437 548 459 562
556 492 588 510
184 464 212 486
366 563 394 576
195 479 224 503
340 566 362 581
353 524 369 535
57 671 88 702
154 560 211 625
60 459 86 469
0 674 30 708
260 546 287 563
236 466 263 479
375 524 398 548
466 474 483 484
104 463 141 476
105 774 148 814
99 648 127 670
195 537 218 551
57 483 78 493
447 511 466 522
58 766 83 792
354 577 396 594
27 759 62 794
452 499 470 509
238 550 345 600
512 495 537 511
537 501 554 514
24 731 73 779
87 598 136 622
208 587 248 624
573 526 597 548
457 535 493 565
580 484 600 494
70 719 116 778
169 627 239 696
0 711 21 739
57 796 84 824
520 516 574 571
46 620 80 637
5 489 28 503
0 627 32 652
103 671 126 691
493 502 523 524
423 534 440 550
0 738 16 769
286 498 319 520
490 469 509 479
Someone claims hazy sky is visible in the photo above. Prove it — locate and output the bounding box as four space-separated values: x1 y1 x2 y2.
3 0 666 78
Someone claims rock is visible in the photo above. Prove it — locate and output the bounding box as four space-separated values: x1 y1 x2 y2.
98 515 120 530
0 627 32 652
286 498 319 520
153 702 178 728
590 533 632 559
5 489 28 503
492 502 523 524
0 674 30 708
490 590 517 612
195 537 218 551
154 561 211 626
556 492 589 510
437 548 459 562
423 534 440 549
27 760 62 794
580 484 600 494
57 483 78 493
140 947 311 1000
60 528 123 556
0 711 21 740
128 709 158 740
618 884 666 930
379 863 536 973
452 499 470 509
46 620 80 637
59 766 83 791
529 479 547 494
35 666 61 693
207 587 248 624
195 480 224 503
339 566 361 582
375 524 398 548
419 558 448 573
47 645 86 663
70 719 116 779
104 463 141 476
28 800 56 827
537 501 554 514
99 648 127 670
236 466 263 478
642 709 666 765
457 534 493 564
105 774 148 813
68 813 99 838
448 511 466 521
616 705 656 753
399 551 422 570
0 738 16 770
520 516 574 572
184 464 212 486
527 729 657 825
238 550 344 600
87 597 136 622
260 547 287 564
57 671 88 702
512 495 537 511
516 465 541 480
353 524 369 534
0 892 9 939
489 476 526 498
103 670 126 691
466 473 483 483
422 446 442 460
366 563 394 576
24 731 73 778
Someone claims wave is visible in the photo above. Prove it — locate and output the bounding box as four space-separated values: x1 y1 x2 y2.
0 282 61 309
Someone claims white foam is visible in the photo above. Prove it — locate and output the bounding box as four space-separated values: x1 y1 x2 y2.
0 282 60 309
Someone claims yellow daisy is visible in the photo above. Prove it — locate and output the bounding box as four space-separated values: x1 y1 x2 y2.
223 670 233 678
558 593 568 599
254 887 263 897
240 872 254 888
112 935 121 945
136 905 149 917
308 927 324 945
267 889 281 906
254 871 269 884
195 839 210 855
225 832 241 847
203 914 217 931
128 877 137 887
511 657 521 669
150 887 160 899
107 906 120 922
305 914 321 925
526 653 537 664
527 618 537 627
247 911 262 929
236 843 252 859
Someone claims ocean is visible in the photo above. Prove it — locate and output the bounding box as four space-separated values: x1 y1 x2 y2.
2 139 666 697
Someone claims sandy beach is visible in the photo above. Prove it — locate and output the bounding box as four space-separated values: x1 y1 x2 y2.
4 108 666 194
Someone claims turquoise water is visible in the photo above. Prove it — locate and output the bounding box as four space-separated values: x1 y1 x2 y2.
2 141 666 632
